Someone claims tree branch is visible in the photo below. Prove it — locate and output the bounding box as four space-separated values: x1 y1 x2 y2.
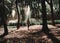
45 0 51 5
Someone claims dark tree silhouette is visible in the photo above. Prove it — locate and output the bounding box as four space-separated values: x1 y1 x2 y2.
59 0 60 17
45 0 55 26
0 0 8 38
41 0 60 43
50 0 55 26
41 0 50 33
16 0 20 29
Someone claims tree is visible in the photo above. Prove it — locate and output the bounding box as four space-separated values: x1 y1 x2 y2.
45 0 55 26
41 0 60 43
41 0 50 33
16 0 20 29
0 0 8 38
59 0 60 17
50 0 55 26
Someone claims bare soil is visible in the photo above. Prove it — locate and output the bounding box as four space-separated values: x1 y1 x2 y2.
0 25 60 43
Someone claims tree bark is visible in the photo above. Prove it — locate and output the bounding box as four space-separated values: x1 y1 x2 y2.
16 0 20 29
45 0 55 26
59 0 60 17
50 0 55 26
41 0 50 32
41 0 60 43
0 0 8 38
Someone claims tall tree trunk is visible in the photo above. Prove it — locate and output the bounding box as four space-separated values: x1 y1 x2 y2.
45 0 55 26
50 0 55 26
41 0 50 32
0 0 8 38
59 0 60 17
16 0 20 29
3 0 8 35
41 0 60 43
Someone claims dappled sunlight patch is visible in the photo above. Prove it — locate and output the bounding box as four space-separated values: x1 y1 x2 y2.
48 25 57 29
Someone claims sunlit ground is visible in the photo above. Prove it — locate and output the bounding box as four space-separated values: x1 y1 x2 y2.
0 24 60 43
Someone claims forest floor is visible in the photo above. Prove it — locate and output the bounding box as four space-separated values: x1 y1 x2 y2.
0 24 60 43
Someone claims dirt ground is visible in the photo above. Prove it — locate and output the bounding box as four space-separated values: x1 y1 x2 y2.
0 25 60 43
